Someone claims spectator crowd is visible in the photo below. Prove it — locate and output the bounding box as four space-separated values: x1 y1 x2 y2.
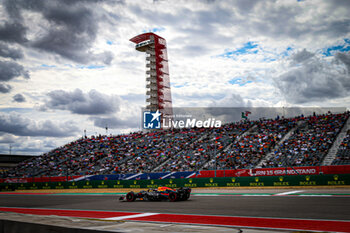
263 113 348 168
332 129 350 165
1 112 348 178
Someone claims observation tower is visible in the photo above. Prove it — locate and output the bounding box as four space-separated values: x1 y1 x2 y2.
130 33 173 128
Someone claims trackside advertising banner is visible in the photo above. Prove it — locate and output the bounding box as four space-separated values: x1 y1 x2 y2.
194 167 318 178
252 165 350 176
187 165 350 178
1 174 350 191
253 167 319 176
1 165 349 183
1 176 81 184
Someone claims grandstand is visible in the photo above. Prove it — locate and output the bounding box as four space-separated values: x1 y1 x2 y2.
332 129 350 165
1 111 349 180
0 154 35 173
263 113 347 168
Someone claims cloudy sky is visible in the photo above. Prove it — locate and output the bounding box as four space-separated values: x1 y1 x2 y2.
0 0 349 155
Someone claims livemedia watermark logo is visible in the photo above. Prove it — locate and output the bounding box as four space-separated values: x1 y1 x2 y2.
142 109 222 129
141 107 346 130
162 117 221 128
143 110 161 129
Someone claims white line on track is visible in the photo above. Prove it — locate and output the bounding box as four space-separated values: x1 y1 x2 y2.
274 190 303 196
104 212 159 220
193 194 220 196
299 195 332 197
242 194 272 196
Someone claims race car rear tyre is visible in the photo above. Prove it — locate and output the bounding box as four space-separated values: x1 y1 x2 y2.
168 192 177 202
184 192 190 200
126 192 136 202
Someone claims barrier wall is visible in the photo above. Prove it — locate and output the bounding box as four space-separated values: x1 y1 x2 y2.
2 165 349 184
1 174 349 191
0 176 81 184
195 165 350 178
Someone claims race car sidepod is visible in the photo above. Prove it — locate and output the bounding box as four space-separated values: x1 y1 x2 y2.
119 187 191 202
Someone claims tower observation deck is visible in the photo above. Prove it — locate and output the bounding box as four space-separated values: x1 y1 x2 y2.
130 33 173 128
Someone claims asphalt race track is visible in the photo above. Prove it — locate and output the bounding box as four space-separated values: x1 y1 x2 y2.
1 189 350 232
0 193 349 220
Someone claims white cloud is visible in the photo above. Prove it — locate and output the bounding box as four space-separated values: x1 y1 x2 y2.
40 89 122 115
0 112 80 137
0 0 349 155
273 51 350 104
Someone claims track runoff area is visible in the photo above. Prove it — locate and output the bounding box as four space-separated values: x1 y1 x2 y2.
1 188 350 232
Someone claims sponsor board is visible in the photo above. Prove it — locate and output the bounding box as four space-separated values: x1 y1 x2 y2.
254 167 319 176
1 174 349 191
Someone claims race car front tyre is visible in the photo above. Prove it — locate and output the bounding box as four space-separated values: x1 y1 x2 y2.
168 192 177 202
126 192 136 202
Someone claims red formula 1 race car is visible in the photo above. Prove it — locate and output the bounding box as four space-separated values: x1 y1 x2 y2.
119 186 191 202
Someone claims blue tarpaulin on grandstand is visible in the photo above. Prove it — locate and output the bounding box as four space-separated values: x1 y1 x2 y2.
81 171 196 181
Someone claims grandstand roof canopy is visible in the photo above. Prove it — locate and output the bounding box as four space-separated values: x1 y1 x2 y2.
0 154 35 163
